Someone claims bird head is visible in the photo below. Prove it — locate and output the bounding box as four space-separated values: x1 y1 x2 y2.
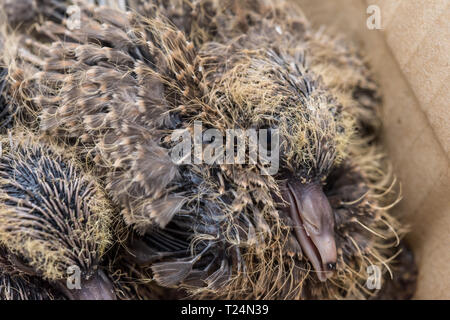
176 44 352 283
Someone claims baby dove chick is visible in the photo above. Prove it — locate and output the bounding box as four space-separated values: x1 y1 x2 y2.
1 0 417 299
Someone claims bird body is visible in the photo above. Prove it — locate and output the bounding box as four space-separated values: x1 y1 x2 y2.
0 0 417 299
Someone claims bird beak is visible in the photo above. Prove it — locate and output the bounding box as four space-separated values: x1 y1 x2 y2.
57 269 117 300
285 181 337 282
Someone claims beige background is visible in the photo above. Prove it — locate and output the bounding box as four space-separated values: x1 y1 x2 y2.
295 0 450 299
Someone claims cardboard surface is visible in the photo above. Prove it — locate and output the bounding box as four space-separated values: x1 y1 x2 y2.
295 0 449 299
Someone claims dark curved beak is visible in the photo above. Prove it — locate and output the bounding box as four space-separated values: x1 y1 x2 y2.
284 181 337 282
58 269 117 300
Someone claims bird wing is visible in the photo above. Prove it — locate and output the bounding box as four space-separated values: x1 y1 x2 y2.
4 3 202 232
